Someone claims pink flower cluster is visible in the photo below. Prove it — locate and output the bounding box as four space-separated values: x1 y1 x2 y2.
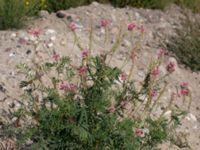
150 89 157 97
157 48 168 59
128 23 136 31
127 23 145 33
59 82 77 92
69 22 77 31
134 128 149 137
119 72 128 82
151 67 160 76
78 66 87 76
180 82 189 96
82 49 90 59
27 28 42 37
166 61 176 73
135 128 144 137
100 19 109 28
108 106 116 113
52 53 60 61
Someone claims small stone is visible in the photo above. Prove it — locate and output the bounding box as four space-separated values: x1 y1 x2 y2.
123 39 131 47
5 47 12 52
9 52 16 57
9 102 15 108
46 29 56 35
47 42 53 48
26 50 31 55
29 36 37 41
66 15 73 22
56 11 66 18
92 1 99 6
24 37 29 41
60 39 66 46
0 84 6 93
11 33 17 37
186 113 197 122
50 36 56 41
38 10 49 18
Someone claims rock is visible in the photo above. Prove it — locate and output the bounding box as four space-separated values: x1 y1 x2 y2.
91 2 99 7
38 10 49 18
11 33 16 38
26 50 31 55
45 29 56 35
50 36 56 41
66 15 73 22
56 10 66 18
186 113 197 122
9 52 16 57
0 84 6 93
47 42 54 48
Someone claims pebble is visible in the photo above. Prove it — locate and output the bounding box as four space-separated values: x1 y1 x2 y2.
0 84 6 93
9 52 16 57
47 42 54 48
46 29 56 35
38 10 49 18
66 15 73 22
186 113 197 122
26 50 31 55
56 11 66 18
50 36 56 41
92 1 99 7
11 33 17 38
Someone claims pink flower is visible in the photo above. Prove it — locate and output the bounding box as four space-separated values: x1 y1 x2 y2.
157 48 168 59
180 82 188 89
128 23 136 31
150 89 157 97
134 128 145 137
69 83 78 91
59 82 77 92
166 61 175 73
130 51 137 62
151 67 160 76
180 89 189 96
137 25 145 33
108 106 116 113
52 53 60 61
27 28 42 37
69 22 77 31
82 49 90 59
119 72 128 81
78 66 87 76
180 82 189 96
100 19 109 27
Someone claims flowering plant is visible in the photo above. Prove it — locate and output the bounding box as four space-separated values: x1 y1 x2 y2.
5 19 191 149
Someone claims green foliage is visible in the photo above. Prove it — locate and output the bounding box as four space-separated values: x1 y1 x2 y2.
0 0 40 30
0 0 199 30
45 0 90 12
166 14 200 71
175 0 200 13
6 53 187 149
110 0 173 9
